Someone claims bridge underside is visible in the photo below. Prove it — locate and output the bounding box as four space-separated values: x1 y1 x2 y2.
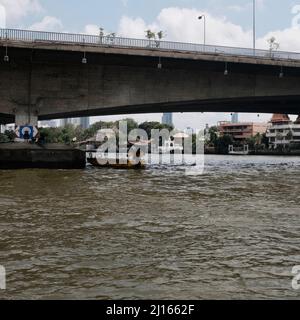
1 96 300 124
0 44 300 125
37 95 300 121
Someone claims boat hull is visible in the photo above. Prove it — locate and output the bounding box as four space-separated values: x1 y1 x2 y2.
87 157 146 169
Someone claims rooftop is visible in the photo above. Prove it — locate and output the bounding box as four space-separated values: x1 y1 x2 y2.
270 114 291 123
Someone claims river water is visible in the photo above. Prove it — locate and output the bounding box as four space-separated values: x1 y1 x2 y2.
0 155 300 300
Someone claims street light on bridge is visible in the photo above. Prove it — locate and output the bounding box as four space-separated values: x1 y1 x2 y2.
253 0 256 56
198 15 206 50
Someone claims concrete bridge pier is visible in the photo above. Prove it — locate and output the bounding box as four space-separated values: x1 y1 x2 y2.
14 107 38 127
1 108 86 170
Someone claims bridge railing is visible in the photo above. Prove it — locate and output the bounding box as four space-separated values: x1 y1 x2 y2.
1 28 300 61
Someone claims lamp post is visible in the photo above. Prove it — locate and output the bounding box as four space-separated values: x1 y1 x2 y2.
198 15 206 50
253 0 256 56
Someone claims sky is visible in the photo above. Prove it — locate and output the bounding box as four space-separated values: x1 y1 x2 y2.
0 0 299 128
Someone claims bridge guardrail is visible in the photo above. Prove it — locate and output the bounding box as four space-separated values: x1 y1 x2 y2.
1 28 300 61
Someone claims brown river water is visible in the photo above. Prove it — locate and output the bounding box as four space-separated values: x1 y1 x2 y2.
0 155 300 300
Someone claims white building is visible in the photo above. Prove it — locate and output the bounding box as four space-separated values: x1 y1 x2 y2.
266 114 300 149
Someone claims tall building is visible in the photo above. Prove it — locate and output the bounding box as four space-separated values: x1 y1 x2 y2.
60 117 90 129
80 117 90 129
162 113 173 127
266 114 300 149
231 113 239 123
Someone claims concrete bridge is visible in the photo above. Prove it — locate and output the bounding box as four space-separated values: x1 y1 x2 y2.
0 28 300 126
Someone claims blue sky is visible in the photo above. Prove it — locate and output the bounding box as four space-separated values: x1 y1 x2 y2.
1 0 299 127
8 0 299 36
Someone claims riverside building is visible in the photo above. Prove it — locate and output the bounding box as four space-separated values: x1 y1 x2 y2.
218 121 268 142
266 114 300 149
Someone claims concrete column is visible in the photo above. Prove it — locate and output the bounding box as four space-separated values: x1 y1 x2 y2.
14 108 38 127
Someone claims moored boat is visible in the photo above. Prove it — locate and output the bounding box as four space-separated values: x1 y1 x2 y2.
87 154 146 169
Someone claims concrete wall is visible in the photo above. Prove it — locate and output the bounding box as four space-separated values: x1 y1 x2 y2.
0 41 300 124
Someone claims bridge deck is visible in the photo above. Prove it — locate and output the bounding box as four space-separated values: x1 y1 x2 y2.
1 28 300 68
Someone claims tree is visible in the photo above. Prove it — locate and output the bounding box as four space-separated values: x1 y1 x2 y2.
0 130 15 142
246 133 263 150
261 133 269 148
139 121 173 139
155 31 165 48
208 126 218 145
286 130 293 141
157 31 164 40
214 135 234 154
246 136 256 150
145 29 156 47
117 118 139 134
0 133 9 143
145 30 156 40
268 37 279 58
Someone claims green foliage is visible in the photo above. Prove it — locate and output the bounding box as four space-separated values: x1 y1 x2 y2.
157 31 164 40
138 122 174 138
246 136 256 149
145 30 156 40
208 126 218 145
204 126 234 154
117 118 139 134
39 124 84 144
246 133 267 150
0 133 9 143
261 133 269 148
37 118 139 144
0 130 15 143
214 134 234 154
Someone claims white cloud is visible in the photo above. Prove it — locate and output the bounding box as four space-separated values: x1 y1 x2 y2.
29 16 63 32
257 26 300 52
118 7 300 52
118 16 153 39
0 0 42 24
84 24 100 35
118 7 253 47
